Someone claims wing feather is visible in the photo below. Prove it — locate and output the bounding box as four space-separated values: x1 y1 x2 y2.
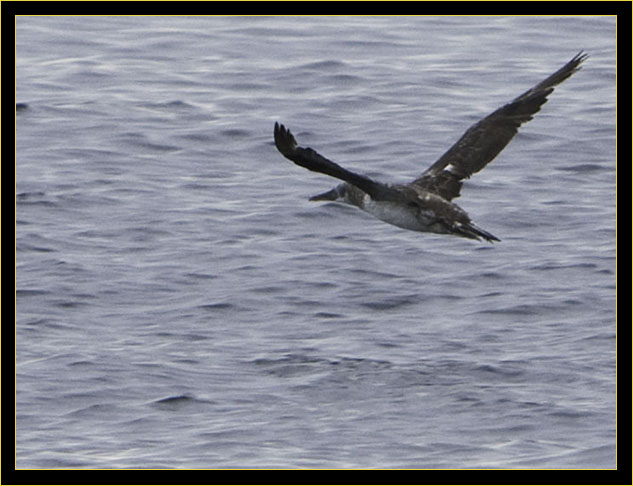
413 52 587 201
274 122 397 201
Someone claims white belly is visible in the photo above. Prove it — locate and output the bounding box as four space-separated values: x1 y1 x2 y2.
363 197 437 232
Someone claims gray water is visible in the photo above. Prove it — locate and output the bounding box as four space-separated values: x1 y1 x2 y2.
16 16 616 469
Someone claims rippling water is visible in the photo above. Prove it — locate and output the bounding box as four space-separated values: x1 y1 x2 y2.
16 16 616 468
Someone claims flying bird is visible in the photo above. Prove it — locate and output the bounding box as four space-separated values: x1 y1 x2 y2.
274 52 587 243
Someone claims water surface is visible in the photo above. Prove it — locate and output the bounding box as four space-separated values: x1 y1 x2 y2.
16 16 616 468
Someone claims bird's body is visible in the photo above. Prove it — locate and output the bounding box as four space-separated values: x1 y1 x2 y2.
311 181 492 240
274 52 587 243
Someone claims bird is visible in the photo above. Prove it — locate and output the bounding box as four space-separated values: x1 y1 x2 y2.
274 52 587 243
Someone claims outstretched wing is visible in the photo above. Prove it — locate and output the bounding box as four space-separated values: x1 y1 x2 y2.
274 122 396 201
413 52 587 201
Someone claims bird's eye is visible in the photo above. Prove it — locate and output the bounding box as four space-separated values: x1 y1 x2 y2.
407 201 419 209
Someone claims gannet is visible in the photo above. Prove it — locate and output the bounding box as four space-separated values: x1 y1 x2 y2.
274 52 587 242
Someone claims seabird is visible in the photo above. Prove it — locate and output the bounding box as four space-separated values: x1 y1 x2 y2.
274 52 587 243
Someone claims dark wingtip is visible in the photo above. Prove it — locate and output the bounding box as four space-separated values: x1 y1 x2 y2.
569 51 589 73
274 122 296 155
556 51 588 83
574 50 589 63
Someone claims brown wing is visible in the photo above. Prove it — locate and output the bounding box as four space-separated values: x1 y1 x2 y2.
274 122 398 201
413 52 587 201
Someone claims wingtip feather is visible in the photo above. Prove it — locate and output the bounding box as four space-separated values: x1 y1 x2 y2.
274 122 297 155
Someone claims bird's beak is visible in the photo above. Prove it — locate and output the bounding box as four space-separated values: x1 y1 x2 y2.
309 188 339 201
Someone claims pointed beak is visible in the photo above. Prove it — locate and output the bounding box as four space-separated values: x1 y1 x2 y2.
309 188 340 201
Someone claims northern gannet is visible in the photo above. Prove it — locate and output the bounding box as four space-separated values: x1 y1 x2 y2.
274 52 587 242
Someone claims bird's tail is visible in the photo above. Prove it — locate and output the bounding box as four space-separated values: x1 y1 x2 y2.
455 221 500 243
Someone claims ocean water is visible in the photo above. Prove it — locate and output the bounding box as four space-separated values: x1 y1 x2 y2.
15 16 616 469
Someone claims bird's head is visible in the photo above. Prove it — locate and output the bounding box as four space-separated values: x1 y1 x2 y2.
309 184 345 202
